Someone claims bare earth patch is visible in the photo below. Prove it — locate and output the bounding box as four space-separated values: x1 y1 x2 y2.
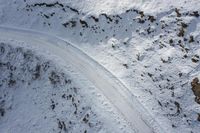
191 77 200 104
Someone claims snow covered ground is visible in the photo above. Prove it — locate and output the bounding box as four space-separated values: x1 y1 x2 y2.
0 0 200 133
0 39 136 133
0 26 162 133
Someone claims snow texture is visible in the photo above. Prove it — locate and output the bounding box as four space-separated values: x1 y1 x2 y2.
0 0 200 132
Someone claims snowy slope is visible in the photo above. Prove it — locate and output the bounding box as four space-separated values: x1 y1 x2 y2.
0 0 200 133
0 40 136 133
0 26 162 133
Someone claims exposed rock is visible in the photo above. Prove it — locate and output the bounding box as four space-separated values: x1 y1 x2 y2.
191 78 200 104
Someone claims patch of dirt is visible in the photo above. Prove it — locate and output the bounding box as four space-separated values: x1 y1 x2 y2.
191 77 200 104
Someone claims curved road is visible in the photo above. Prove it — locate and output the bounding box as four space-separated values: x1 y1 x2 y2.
0 26 163 133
